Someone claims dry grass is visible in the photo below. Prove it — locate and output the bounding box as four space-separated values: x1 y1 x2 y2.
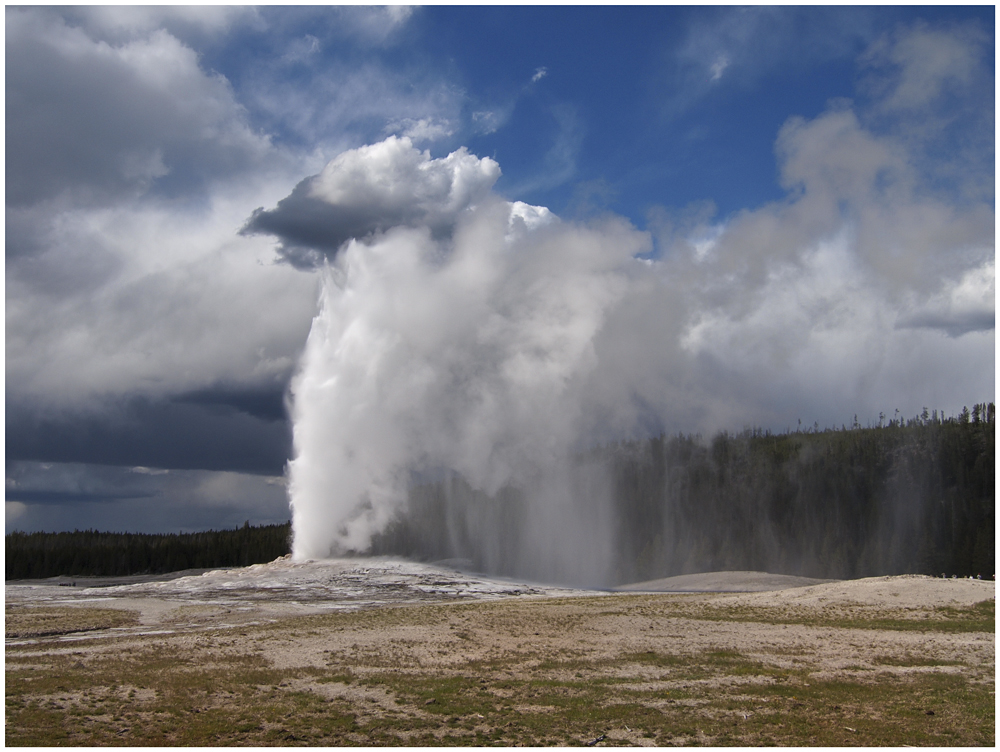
5 592 994 746
5 605 140 639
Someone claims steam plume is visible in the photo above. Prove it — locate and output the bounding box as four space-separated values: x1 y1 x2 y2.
276 121 991 581
287 183 648 574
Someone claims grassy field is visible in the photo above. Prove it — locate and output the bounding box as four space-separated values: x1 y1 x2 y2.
5 595 994 746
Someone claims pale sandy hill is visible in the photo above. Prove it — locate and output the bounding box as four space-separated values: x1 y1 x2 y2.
615 570 835 593
616 571 994 609
727 573 995 610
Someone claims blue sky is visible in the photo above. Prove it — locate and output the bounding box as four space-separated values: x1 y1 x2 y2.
6 6 995 536
183 5 991 221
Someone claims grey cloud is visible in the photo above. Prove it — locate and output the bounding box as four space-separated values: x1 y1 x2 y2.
6 204 125 297
860 21 990 112
709 97 995 304
6 7 320 483
7 192 318 414
6 461 290 534
242 137 501 268
858 21 994 203
6 393 291 476
628 45 993 430
6 462 162 506
57 6 257 46
261 6 413 49
895 261 995 337
896 310 995 338
6 490 157 505
645 200 718 257
241 44 464 152
176 385 289 423
5 462 162 508
242 179 367 269
331 5 414 45
6 7 272 208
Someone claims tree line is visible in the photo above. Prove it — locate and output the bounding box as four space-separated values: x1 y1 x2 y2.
6 521 291 580
371 405 994 584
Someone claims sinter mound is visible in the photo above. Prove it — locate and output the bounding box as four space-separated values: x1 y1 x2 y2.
615 570 835 592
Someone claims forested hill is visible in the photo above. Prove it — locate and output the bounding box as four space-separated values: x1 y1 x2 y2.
371 405 995 584
6 522 291 580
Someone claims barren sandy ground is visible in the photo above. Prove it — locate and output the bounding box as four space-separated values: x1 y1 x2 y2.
5 558 995 746
614 571 837 592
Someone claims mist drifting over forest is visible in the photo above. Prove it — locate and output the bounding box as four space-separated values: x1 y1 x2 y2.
371 413 995 586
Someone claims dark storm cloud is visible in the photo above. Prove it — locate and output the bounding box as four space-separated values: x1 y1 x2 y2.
6 394 291 476
176 385 288 423
6 489 160 505
241 136 500 268
6 462 162 507
6 461 291 534
896 310 996 338
241 179 390 269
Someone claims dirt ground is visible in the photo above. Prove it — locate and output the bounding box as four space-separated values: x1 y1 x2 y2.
5 559 995 746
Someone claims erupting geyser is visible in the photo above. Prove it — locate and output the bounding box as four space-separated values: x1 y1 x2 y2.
277 139 648 582
244 129 992 586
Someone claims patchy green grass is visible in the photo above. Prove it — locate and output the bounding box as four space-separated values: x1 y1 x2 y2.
614 593 996 634
6 594 994 747
5 649 356 746
349 668 993 747
871 653 966 668
5 606 140 639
